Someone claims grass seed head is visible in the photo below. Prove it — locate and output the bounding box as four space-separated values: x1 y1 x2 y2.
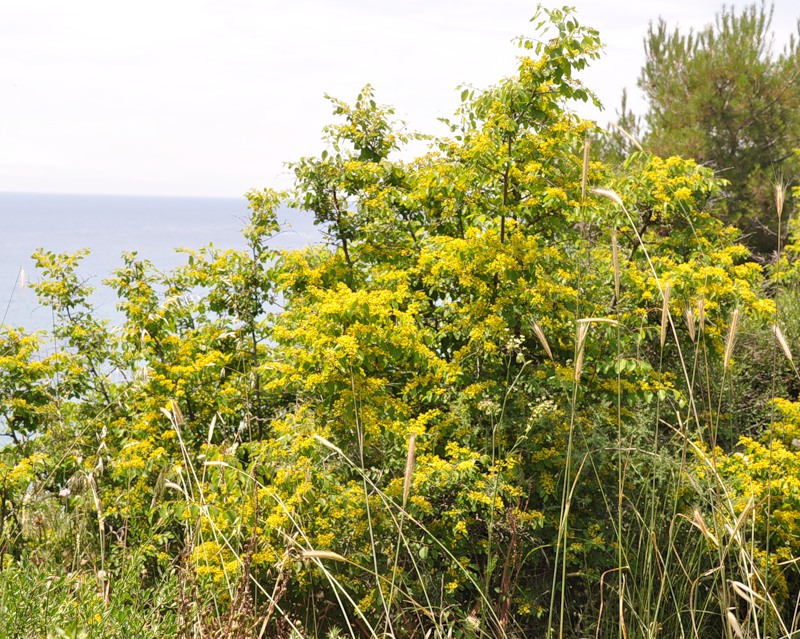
723 309 740 372
684 307 696 343
531 318 554 361
314 435 343 456
775 180 787 223
301 550 347 562
402 434 417 508
574 321 590 381
692 509 719 546
773 324 793 363
660 283 671 349
609 121 643 152
592 187 624 208
729 579 764 604
726 609 744 639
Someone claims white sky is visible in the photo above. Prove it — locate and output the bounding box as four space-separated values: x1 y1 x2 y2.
2 0 797 198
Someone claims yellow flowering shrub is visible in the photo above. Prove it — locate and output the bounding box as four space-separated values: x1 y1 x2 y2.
1 7 793 639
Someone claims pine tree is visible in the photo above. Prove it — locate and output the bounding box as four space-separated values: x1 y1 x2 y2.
638 1 800 257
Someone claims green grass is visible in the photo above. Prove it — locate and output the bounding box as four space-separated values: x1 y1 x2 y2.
0 557 178 639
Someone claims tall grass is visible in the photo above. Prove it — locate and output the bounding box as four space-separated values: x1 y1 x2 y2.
0 552 179 638
5 312 799 638
569 184 800 639
2 181 797 639
159 185 799 639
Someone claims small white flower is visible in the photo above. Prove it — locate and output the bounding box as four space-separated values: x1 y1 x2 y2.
59 488 71 498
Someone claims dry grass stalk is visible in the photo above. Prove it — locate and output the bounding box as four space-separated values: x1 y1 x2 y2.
729 579 764 605
301 550 347 562
723 309 741 372
165 481 185 494
572 318 619 381
581 139 590 202
160 400 186 427
773 324 793 363
612 231 621 301
576 317 621 327
660 283 671 349
313 434 344 456
608 121 643 152
727 497 755 543
618 572 628 639
574 321 590 382
402 434 417 508
592 187 624 208
207 413 217 445
726 609 744 639
775 180 787 223
685 307 696 343
691 509 719 546
531 319 554 361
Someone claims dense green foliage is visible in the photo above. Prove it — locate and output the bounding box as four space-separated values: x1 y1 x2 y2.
636 1 800 256
1 6 800 639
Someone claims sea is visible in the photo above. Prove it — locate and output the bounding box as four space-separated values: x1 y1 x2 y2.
0 192 321 334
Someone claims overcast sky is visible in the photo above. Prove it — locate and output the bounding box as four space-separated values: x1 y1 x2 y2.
2 0 797 198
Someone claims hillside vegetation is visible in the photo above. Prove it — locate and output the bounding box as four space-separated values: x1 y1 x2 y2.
2 6 800 639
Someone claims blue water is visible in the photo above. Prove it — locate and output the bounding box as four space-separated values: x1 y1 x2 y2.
0 193 321 333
